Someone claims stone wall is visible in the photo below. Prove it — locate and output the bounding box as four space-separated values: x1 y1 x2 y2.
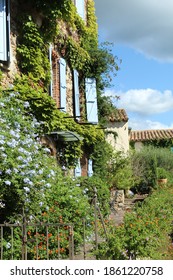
0 0 19 87
110 189 125 211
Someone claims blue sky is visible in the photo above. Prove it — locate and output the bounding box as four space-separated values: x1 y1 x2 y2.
94 0 173 130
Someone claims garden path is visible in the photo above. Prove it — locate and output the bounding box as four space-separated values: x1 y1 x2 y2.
74 195 146 260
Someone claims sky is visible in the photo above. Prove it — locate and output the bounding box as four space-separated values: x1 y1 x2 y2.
94 0 173 130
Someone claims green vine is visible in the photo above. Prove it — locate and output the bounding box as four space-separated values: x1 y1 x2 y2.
13 75 104 167
10 0 119 167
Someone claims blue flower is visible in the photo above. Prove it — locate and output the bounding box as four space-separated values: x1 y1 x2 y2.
4 180 11 186
24 187 30 193
23 101 30 108
5 169 12 175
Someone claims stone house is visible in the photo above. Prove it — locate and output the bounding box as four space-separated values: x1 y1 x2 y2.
106 109 129 154
0 0 98 177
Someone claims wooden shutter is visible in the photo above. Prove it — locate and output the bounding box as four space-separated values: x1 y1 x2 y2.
74 159 81 177
73 69 80 119
75 0 85 20
0 0 7 61
59 58 67 112
85 78 98 124
88 159 93 177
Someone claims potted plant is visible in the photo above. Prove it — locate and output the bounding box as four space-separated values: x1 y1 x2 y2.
157 167 167 185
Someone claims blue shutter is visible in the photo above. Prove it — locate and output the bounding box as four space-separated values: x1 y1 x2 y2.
74 159 81 177
75 0 85 20
59 58 66 112
49 44 53 97
85 78 98 124
73 69 80 119
88 159 93 177
0 0 7 61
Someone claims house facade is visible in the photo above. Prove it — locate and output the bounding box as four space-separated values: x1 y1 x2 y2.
106 109 129 154
0 0 100 177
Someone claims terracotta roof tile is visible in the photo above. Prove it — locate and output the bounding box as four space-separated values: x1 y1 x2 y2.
130 129 173 142
109 109 128 122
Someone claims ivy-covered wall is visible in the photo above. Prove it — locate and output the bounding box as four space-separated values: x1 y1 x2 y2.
1 0 119 170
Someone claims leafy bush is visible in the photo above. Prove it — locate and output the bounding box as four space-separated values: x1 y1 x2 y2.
79 176 110 217
156 167 168 179
96 186 173 260
0 92 57 222
131 147 157 193
131 146 173 193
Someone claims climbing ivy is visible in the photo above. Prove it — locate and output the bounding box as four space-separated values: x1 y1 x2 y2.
10 0 119 166
13 75 104 167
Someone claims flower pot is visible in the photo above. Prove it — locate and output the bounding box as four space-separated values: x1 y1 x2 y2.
157 178 167 186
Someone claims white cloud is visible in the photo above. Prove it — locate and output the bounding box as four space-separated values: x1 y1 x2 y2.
106 88 173 116
94 0 173 62
129 119 173 131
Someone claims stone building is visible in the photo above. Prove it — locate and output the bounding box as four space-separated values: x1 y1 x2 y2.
106 109 129 154
0 0 99 177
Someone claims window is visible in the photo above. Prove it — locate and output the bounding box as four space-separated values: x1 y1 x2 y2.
85 78 98 124
59 58 67 112
0 0 10 62
74 0 85 20
73 69 80 119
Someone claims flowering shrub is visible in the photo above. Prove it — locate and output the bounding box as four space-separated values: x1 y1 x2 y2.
0 92 59 221
0 92 98 259
96 186 173 260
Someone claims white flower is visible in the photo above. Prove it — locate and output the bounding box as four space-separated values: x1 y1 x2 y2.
1 153 7 158
6 242 11 249
24 187 30 193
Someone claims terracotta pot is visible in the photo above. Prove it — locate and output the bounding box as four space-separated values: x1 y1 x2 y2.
157 178 167 185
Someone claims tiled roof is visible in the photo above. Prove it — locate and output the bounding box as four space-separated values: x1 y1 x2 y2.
109 109 128 122
130 129 173 142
